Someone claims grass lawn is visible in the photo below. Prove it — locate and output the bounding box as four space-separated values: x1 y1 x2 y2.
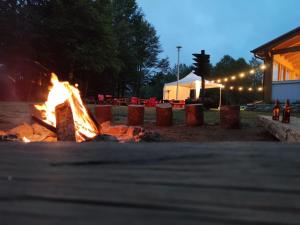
110 106 300 127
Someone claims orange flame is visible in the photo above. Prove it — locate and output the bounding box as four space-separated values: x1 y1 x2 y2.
35 73 98 142
22 137 31 143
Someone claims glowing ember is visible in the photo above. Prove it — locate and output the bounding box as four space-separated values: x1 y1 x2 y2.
35 73 98 142
22 137 30 143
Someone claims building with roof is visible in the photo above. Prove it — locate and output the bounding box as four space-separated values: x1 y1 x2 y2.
251 27 300 103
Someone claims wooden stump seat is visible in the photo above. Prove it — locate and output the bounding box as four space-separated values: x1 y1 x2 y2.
156 103 172 126
185 104 204 126
94 105 112 124
220 105 240 129
128 105 144 126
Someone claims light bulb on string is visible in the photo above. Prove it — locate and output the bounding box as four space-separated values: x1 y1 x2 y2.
260 64 266 70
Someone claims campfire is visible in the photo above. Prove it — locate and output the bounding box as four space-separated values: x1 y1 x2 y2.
0 73 145 143
35 73 98 142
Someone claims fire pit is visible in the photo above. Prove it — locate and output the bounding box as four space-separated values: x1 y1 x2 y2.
0 73 146 143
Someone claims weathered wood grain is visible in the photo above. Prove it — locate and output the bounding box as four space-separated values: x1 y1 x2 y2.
0 142 300 225
258 115 300 142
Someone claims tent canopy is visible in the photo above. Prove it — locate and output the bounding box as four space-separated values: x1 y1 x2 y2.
163 71 222 100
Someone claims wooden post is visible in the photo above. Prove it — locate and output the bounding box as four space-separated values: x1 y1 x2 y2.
263 55 273 103
156 103 172 126
220 105 240 129
185 104 204 126
94 105 112 124
55 101 76 141
128 105 144 126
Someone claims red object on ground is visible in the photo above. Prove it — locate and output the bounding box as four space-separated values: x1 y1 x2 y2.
172 100 185 109
145 97 158 107
105 95 113 104
98 94 105 104
131 97 140 105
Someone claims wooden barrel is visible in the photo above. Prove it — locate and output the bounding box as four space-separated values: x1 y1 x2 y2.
156 103 173 126
128 105 144 126
94 105 112 124
185 104 204 126
220 105 240 129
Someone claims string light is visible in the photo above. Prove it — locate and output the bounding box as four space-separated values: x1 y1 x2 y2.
222 85 263 92
208 65 266 94
210 64 266 84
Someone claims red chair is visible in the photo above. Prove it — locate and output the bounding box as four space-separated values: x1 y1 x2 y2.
144 99 150 107
104 95 113 104
98 94 104 104
131 97 140 105
149 97 158 107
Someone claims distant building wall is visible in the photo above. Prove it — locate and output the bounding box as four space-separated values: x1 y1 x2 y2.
272 80 300 102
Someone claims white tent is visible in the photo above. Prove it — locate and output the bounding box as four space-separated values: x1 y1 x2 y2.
163 71 222 102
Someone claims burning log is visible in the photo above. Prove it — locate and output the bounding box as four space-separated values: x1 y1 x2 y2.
31 115 57 133
94 105 112 124
99 121 144 143
29 104 44 121
55 101 76 141
156 103 173 126
185 104 204 126
7 123 34 139
128 105 144 126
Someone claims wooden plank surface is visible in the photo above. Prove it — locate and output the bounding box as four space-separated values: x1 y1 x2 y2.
0 142 300 225
258 115 300 142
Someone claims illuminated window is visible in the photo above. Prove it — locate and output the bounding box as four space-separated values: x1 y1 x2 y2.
272 62 278 81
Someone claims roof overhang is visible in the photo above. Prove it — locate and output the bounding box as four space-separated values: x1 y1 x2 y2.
251 27 300 59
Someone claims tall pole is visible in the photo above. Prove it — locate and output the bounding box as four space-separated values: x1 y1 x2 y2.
176 46 182 100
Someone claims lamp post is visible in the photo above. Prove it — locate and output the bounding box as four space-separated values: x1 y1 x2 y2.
176 46 182 100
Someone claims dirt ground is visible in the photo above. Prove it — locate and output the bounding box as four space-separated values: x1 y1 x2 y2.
0 101 279 142
144 123 277 142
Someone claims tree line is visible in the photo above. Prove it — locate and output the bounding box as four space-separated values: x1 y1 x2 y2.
0 0 161 99
0 0 262 105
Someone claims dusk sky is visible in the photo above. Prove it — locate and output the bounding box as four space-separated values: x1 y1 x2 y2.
136 0 300 66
